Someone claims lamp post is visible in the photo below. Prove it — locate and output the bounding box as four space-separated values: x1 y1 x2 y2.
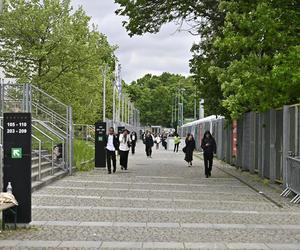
0 0 3 14
100 64 108 122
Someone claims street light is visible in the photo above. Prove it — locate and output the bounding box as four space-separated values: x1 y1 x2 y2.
0 0 3 14
100 64 108 122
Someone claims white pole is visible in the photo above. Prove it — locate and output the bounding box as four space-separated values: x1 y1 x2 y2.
101 65 107 122
0 0 3 14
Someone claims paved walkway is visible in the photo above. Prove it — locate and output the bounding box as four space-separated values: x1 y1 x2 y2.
1 143 300 249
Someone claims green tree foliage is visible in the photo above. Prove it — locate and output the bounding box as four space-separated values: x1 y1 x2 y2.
213 0 300 118
0 0 116 124
116 0 300 118
125 73 196 127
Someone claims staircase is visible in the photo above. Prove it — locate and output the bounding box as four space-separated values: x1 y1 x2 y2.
31 150 68 192
0 81 74 192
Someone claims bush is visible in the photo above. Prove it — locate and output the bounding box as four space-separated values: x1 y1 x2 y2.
74 139 95 171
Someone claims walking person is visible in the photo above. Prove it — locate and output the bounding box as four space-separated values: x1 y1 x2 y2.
173 133 181 153
201 131 217 178
144 131 154 158
104 127 119 174
119 129 131 170
184 133 196 167
155 134 161 150
162 133 168 150
130 131 137 155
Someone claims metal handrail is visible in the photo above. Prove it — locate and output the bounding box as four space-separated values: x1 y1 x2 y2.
33 120 66 139
32 101 66 125
42 121 67 136
32 120 66 166
31 135 42 181
32 125 55 175
31 85 68 108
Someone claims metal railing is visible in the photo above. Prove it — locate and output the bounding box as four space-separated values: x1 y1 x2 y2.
0 81 73 175
32 135 42 181
74 124 95 142
281 157 300 204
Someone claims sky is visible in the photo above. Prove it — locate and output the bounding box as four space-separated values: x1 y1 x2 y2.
71 0 198 83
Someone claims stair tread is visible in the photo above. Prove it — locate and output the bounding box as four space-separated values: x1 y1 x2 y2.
31 166 63 177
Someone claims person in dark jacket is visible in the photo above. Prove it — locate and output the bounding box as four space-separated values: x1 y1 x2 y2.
104 127 119 174
184 134 196 167
144 131 154 158
130 131 137 155
201 130 217 178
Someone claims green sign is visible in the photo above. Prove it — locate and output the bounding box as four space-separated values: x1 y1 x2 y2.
98 136 103 142
11 148 22 159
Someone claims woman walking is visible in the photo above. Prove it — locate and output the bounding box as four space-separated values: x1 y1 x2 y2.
155 134 161 150
119 129 131 170
144 131 154 158
130 131 137 155
201 131 217 178
184 134 196 167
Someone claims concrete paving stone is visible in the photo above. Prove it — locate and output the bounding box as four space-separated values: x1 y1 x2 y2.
266 243 300 249
101 241 143 248
226 243 269 249
59 241 102 248
46 221 81 226
113 222 147 227
143 242 184 249
0 240 21 247
147 223 180 228
18 240 61 248
80 222 114 227
184 242 228 249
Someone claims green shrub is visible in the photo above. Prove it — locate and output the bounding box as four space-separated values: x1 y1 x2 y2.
74 139 95 171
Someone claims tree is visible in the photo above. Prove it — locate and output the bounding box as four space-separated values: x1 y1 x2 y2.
116 0 300 119
212 0 300 118
115 0 228 117
0 0 116 124
125 73 196 127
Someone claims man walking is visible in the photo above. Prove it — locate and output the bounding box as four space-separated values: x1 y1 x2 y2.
105 127 119 174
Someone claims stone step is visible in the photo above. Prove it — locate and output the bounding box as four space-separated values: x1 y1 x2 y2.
32 170 68 192
2 223 299 243
1 240 300 249
30 206 300 225
31 166 64 183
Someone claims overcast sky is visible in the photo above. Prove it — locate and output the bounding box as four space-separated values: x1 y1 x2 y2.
71 0 198 83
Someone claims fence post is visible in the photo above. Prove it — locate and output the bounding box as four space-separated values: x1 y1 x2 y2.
269 109 277 183
68 106 73 175
249 112 256 174
257 113 263 177
283 106 290 187
260 113 266 178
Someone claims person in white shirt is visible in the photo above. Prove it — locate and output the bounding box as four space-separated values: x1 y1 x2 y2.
104 127 119 174
119 129 131 170
155 134 161 150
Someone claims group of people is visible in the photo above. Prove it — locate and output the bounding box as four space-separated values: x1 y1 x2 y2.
104 127 217 178
182 130 217 178
141 131 168 158
104 127 138 174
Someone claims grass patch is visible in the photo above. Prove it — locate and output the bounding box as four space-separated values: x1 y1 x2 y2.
74 139 95 171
